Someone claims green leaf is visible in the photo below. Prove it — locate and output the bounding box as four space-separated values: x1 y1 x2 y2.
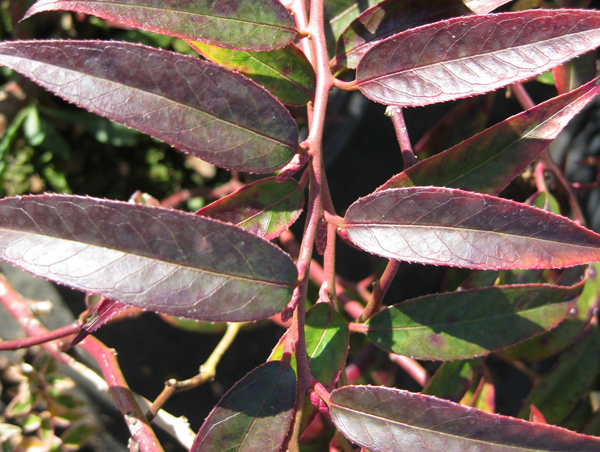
500 264 598 362
0 195 298 322
378 77 600 194
303 303 349 388
196 177 304 241
518 322 600 425
364 283 583 360
192 361 296 451
25 0 296 51
190 42 316 106
422 358 484 402
329 385 600 451
324 0 379 56
0 40 298 173
344 187 600 270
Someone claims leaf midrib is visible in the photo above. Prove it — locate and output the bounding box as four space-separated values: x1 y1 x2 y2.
0 226 295 287
359 18 600 84
331 402 550 451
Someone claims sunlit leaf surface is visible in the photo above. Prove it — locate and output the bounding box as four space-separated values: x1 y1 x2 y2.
0 195 298 321
344 187 600 269
190 42 315 106
25 0 296 51
357 9 600 106
365 283 582 360
0 40 298 173
329 385 600 452
196 177 304 241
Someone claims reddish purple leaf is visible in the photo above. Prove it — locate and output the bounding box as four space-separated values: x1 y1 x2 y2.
196 177 304 241
70 298 129 346
192 361 296 451
0 195 297 322
334 0 472 69
357 9 600 107
344 187 600 269
329 385 600 451
378 76 600 194
25 0 296 51
0 40 298 173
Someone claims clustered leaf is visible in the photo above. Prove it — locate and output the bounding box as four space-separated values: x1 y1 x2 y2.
2 0 600 450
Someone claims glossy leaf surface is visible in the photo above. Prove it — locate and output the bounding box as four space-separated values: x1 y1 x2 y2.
303 303 349 388
189 42 316 106
422 358 484 402
0 195 298 321
329 385 600 452
0 40 298 173
357 9 600 107
518 322 600 425
192 361 296 451
379 77 600 194
335 0 472 69
25 0 296 51
196 177 304 241
364 283 582 360
413 95 493 159
500 264 598 362
344 187 600 269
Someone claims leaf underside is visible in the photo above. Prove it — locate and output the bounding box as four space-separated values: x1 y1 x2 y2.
0 195 298 322
0 40 298 173
365 283 583 360
344 187 600 270
25 0 297 51
329 385 600 452
357 9 600 106
192 361 296 451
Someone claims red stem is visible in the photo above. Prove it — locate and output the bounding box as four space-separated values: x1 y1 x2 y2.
80 336 164 452
0 322 81 350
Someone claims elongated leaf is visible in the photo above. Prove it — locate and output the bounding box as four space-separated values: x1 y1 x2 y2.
364 283 582 360
518 322 600 425
553 51 597 94
0 195 297 322
378 77 600 194
344 187 600 269
422 358 484 402
0 40 298 173
303 303 349 388
413 95 494 159
329 385 600 452
192 361 296 451
335 0 472 69
196 177 304 241
189 42 315 106
357 9 600 107
25 0 296 51
500 263 599 362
